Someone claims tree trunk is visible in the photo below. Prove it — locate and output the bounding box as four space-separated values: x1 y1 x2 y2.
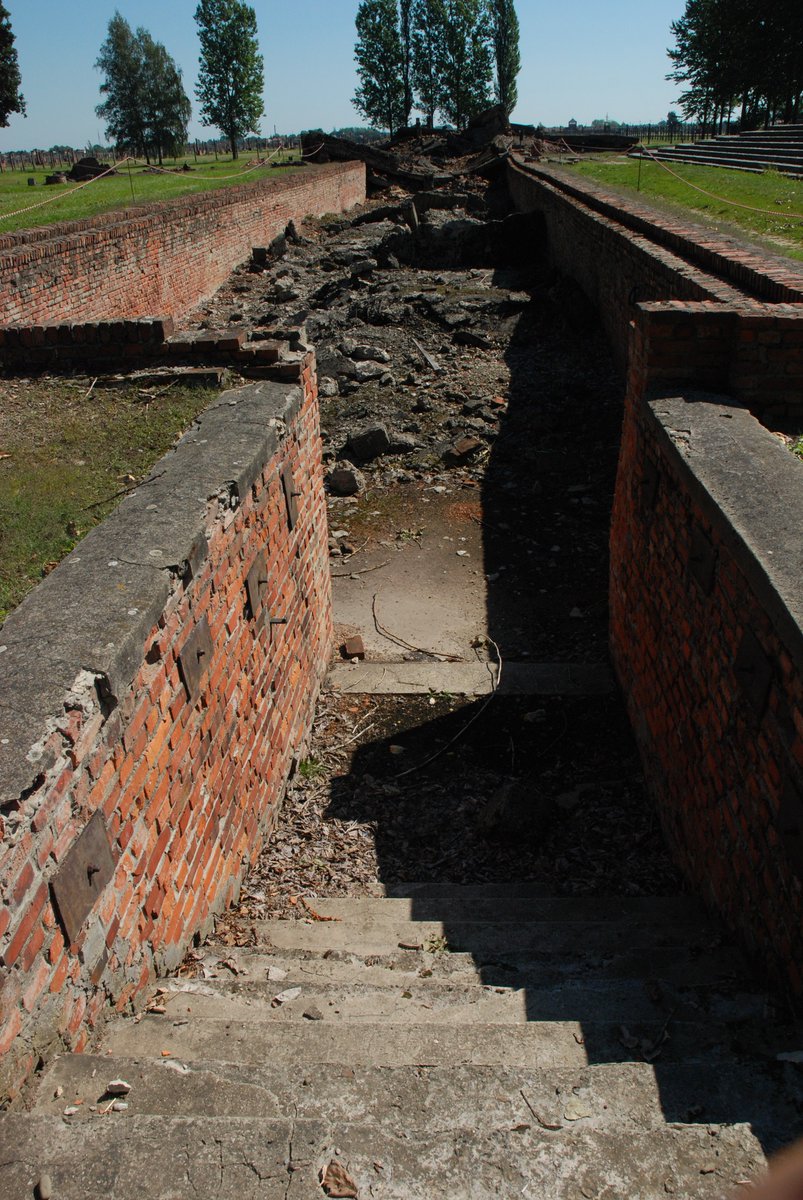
230 125 239 160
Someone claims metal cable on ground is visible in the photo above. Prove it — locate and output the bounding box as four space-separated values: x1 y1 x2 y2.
634 143 803 222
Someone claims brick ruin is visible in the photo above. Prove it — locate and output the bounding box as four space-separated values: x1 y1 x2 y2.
0 155 801 1102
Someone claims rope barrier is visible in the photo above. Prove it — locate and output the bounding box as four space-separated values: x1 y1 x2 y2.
634 143 803 223
0 145 300 224
0 155 137 223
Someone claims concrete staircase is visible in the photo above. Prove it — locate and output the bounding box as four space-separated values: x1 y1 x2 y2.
1 886 801 1198
629 124 803 176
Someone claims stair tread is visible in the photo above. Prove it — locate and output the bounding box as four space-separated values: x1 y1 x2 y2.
33 1054 802 1135
99 1012 782 1068
147 973 768 1025
0 1112 766 1200
197 943 753 987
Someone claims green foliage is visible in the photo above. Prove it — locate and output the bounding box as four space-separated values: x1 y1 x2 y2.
668 1 803 129
0 2 24 128
409 0 494 131
411 0 442 128
140 36 192 164
488 0 520 116
399 0 415 128
0 381 217 621
432 0 493 130
353 0 406 137
96 13 190 164
195 0 264 159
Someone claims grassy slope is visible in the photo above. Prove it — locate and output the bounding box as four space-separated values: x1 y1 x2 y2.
0 152 300 235
0 378 218 621
567 156 803 261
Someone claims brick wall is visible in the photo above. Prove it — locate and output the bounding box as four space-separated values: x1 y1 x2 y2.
507 158 803 412
0 361 333 1100
0 161 365 326
610 317 803 994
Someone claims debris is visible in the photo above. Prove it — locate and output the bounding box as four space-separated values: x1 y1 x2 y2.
104 1079 132 1096
564 1098 592 1121
520 1089 562 1130
271 986 302 1007
267 965 288 982
35 1175 53 1200
320 1160 359 1198
345 423 391 464
340 635 366 661
411 337 443 374
442 435 483 467
327 462 366 496
303 1006 325 1021
300 897 342 922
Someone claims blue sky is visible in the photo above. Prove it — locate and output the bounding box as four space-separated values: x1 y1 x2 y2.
1 1 686 151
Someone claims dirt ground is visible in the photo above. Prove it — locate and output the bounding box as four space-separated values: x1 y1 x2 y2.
199 181 683 934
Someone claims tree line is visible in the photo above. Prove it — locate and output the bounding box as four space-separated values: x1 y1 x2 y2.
0 0 265 162
668 0 803 132
353 0 521 137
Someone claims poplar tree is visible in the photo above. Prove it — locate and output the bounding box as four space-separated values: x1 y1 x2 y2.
195 0 264 159
96 14 191 164
353 0 406 138
0 2 24 128
96 13 149 158
433 0 493 131
411 0 442 129
399 0 415 129
140 36 192 164
489 0 520 116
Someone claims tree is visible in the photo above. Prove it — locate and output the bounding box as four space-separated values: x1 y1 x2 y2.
411 0 443 128
433 0 493 130
140 35 192 164
667 0 803 131
488 0 520 116
96 13 191 163
195 0 264 159
0 2 24 127
399 0 415 129
352 0 406 138
96 13 149 158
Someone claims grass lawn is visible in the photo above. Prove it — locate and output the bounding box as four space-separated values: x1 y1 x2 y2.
0 376 219 621
567 156 803 261
0 150 301 235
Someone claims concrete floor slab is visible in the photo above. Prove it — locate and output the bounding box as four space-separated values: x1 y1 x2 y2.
327 659 614 695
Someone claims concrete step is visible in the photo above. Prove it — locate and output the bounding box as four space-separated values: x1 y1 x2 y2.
0 1112 766 1199
242 912 724 959
33 1054 802 1141
99 1011 780 1069
198 942 754 989
151 972 768 1025
243 893 708 924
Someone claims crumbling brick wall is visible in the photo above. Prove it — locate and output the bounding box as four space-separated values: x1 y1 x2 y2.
0 161 365 326
0 359 332 1100
610 311 803 994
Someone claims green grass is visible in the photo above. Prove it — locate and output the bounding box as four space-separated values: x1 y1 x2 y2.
0 377 219 620
792 435 803 461
567 156 803 261
0 150 301 235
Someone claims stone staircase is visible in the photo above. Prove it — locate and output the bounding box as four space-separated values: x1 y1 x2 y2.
629 124 803 176
1 886 801 1198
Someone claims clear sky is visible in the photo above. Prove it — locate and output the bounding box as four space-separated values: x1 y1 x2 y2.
0 1 687 151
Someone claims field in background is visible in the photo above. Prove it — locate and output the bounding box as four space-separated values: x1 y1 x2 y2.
0 378 219 620
0 149 301 235
568 156 803 261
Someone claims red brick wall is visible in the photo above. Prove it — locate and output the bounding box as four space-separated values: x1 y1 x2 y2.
610 311 803 995
0 162 365 325
0 360 333 1100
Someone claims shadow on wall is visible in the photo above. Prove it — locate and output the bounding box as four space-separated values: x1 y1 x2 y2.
320 246 794 1155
